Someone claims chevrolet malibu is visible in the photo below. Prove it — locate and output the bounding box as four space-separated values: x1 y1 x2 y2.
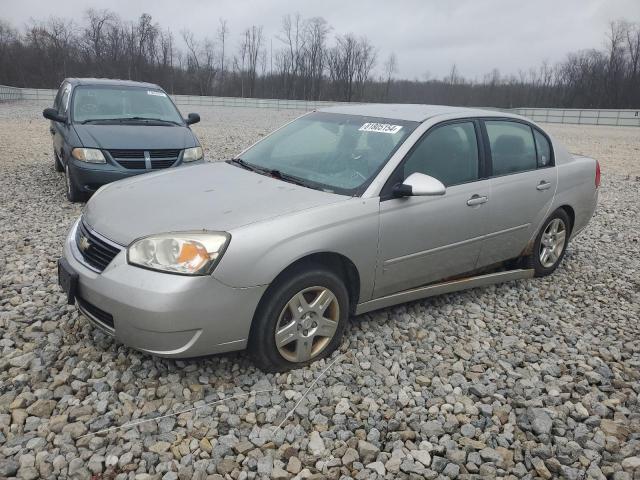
58 104 599 371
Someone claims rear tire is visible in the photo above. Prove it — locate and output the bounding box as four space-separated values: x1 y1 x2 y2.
249 264 349 372
523 209 571 276
64 164 84 203
54 149 64 172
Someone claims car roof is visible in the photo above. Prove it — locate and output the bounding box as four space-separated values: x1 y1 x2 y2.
318 103 523 123
63 78 162 89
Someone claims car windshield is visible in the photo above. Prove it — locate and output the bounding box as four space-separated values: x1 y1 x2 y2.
71 85 183 124
237 112 418 195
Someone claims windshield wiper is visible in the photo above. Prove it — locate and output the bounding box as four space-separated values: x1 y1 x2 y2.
227 158 261 172
227 158 315 189
80 117 179 125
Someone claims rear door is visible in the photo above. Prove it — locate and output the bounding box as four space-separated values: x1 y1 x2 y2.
477 119 557 267
374 120 491 298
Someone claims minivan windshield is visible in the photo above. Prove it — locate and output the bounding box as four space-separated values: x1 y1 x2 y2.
72 85 183 124
237 112 418 195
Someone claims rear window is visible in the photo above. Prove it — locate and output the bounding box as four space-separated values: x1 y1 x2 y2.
486 121 537 176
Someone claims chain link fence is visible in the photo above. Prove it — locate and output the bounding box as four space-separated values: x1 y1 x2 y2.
3 86 639 126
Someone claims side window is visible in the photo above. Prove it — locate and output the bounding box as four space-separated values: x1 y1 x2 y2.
534 129 552 167
402 122 479 187
486 121 537 176
59 86 71 115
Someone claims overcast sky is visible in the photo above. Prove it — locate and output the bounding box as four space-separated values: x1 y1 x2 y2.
2 0 639 79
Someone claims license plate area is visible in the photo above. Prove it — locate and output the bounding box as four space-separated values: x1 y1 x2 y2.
58 258 78 305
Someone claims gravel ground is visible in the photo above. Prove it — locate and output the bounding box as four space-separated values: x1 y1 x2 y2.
0 101 639 480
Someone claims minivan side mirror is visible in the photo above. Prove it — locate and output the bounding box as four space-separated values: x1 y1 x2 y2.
393 172 446 197
185 113 200 125
43 108 67 123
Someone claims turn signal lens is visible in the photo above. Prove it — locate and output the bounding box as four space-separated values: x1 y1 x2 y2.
595 160 601 188
128 232 230 275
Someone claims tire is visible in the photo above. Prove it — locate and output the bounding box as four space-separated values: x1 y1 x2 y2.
64 163 84 203
54 149 63 172
523 208 571 277
249 264 349 372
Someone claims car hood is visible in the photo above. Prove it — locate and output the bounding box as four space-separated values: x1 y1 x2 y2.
83 162 348 246
73 124 197 150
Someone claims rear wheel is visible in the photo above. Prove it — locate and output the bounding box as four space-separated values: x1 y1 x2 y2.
64 164 84 203
54 149 63 172
249 265 348 372
524 209 571 276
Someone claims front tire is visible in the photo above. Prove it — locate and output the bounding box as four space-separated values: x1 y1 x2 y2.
524 209 571 276
54 149 64 172
249 265 349 372
64 164 84 203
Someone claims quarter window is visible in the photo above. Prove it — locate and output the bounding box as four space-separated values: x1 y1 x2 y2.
486 121 537 176
59 85 71 115
402 122 479 186
534 129 552 167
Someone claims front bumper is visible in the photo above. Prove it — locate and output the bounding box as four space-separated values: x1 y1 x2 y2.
62 219 267 357
69 159 204 193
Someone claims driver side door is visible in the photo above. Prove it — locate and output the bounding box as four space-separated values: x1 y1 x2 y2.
374 120 491 298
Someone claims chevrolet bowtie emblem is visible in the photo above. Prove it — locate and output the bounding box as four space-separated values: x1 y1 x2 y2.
79 235 91 252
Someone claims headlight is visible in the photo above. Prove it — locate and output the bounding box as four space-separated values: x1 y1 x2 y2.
71 148 106 164
182 146 203 162
127 232 230 275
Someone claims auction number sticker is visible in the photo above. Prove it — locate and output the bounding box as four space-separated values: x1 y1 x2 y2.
147 91 167 97
359 123 403 134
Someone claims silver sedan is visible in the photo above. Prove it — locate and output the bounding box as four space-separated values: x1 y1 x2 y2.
58 104 599 371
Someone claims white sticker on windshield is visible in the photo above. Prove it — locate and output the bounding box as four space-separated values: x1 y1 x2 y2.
359 122 402 134
147 90 167 97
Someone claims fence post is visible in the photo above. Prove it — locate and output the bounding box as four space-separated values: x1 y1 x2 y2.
596 110 601 125
616 110 620 126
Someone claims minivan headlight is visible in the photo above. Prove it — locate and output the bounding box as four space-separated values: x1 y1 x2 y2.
183 146 203 162
127 232 230 275
71 148 106 164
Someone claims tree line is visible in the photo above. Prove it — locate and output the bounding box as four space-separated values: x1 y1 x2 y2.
0 10 638 108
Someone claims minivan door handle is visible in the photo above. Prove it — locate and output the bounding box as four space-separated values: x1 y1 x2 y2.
536 181 552 191
466 194 488 206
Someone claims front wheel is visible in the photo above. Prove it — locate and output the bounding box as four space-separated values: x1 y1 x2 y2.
54 149 64 172
524 209 571 276
249 265 349 372
64 164 84 203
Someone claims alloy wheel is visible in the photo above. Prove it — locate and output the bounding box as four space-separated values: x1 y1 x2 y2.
539 218 567 268
274 286 340 363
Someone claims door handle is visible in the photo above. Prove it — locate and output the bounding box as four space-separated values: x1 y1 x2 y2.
536 181 552 191
466 195 488 206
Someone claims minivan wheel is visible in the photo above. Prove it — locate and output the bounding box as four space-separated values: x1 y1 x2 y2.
523 209 571 276
249 265 349 372
54 149 64 172
64 164 84 203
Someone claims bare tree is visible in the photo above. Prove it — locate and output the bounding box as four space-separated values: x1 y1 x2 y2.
383 52 398 100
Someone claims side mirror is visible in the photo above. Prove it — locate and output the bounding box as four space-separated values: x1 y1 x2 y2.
43 108 67 123
393 172 446 197
185 113 200 125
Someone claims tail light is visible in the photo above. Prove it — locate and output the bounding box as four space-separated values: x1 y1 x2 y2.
595 160 601 188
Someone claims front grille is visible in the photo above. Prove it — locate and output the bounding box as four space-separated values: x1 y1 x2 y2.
77 297 114 330
75 221 122 272
115 159 146 169
109 149 181 170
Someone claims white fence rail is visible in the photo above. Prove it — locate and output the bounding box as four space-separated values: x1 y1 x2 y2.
511 107 640 127
3 86 639 126
0 85 23 101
